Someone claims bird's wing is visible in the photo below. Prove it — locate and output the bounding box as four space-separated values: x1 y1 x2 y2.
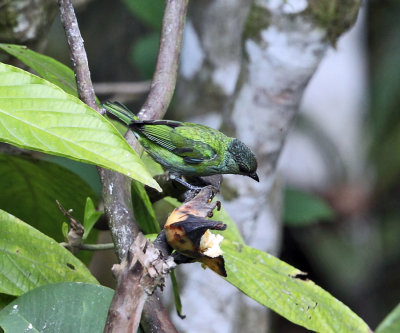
171 124 217 163
133 121 217 164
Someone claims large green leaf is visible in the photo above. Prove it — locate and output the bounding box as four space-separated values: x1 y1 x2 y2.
284 188 334 226
0 62 160 191
223 240 371 333
376 303 400 333
0 283 113 332
0 43 77 97
42 155 102 197
141 151 164 176
0 154 95 241
0 210 97 297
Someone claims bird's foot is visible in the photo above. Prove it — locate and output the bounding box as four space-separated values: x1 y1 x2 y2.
169 174 220 203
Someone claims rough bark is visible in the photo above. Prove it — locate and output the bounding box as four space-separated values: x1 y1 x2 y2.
0 0 57 49
104 234 176 333
176 0 252 119
173 0 361 332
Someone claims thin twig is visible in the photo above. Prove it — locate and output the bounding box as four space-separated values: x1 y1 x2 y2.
93 81 151 95
80 243 115 250
58 0 99 112
138 0 188 121
57 200 84 255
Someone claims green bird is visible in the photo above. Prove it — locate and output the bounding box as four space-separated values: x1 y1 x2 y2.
103 102 259 187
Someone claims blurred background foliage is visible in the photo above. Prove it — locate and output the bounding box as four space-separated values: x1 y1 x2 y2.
1 0 399 331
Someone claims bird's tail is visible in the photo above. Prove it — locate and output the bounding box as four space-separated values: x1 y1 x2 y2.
102 101 138 125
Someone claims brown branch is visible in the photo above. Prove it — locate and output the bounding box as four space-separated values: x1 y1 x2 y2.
138 0 188 121
141 290 179 333
98 168 139 259
104 234 176 333
58 0 188 332
93 81 151 95
56 200 84 255
58 0 138 261
58 0 99 112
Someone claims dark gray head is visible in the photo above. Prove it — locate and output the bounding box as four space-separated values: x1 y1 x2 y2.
227 139 259 182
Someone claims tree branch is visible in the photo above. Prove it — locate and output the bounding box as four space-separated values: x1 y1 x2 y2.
58 0 188 332
99 167 139 259
93 81 151 96
104 234 176 333
138 0 188 121
58 0 98 112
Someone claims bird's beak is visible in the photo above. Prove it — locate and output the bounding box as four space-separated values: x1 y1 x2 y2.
249 172 259 182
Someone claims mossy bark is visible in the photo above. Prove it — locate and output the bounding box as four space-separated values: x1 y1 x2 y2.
0 0 57 49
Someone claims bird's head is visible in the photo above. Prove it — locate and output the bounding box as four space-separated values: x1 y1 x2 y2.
227 139 259 182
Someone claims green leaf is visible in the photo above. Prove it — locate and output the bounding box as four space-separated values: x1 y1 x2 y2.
0 154 96 241
0 283 113 333
82 197 103 240
284 188 334 226
41 155 102 197
0 62 161 191
122 0 164 29
223 240 370 333
210 202 244 244
142 151 164 176
0 43 77 97
144 233 157 242
61 222 69 240
0 210 97 297
131 33 160 79
376 303 400 333
132 180 160 234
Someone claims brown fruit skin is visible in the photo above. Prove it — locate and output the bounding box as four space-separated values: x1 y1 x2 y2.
164 188 227 277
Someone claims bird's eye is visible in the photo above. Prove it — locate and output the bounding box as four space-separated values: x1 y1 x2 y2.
239 165 248 173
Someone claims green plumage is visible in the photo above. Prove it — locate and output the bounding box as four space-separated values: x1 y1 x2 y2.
103 101 259 181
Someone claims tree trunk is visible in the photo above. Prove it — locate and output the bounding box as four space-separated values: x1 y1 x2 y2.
172 1 361 332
